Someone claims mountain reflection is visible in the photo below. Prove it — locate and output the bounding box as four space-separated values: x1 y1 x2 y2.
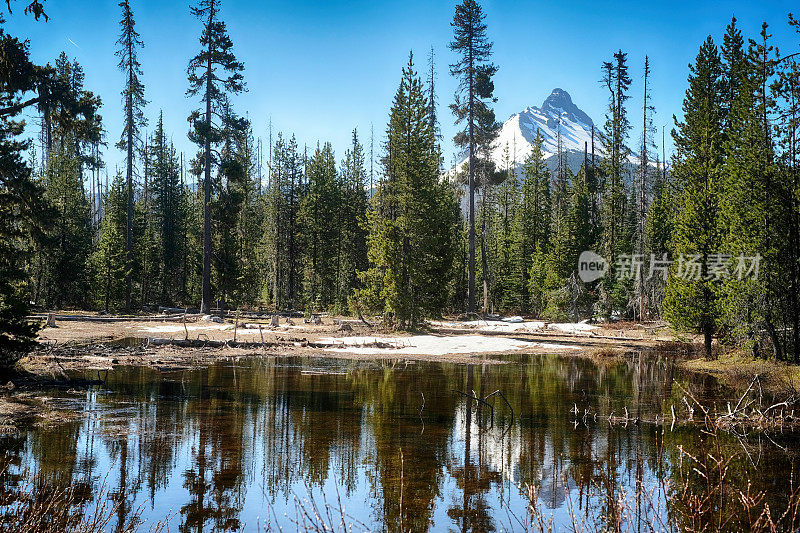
0 354 796 531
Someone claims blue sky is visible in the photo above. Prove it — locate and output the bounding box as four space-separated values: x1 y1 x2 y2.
6 0 799 180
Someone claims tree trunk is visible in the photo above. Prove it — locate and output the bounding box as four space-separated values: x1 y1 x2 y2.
467 31 476 314
200 7 214 314
125 68 134 311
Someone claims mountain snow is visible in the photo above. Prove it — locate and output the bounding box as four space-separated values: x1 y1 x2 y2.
493 88 599 168
452 88 633 176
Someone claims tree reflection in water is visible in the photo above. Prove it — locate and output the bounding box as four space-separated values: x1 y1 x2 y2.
0 353 797 531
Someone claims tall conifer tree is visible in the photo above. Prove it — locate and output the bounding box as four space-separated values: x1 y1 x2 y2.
664 37 725 359
359 53 458 328
116 0 146 310
92 172 128 311
187 0 245 313
449 0 498 314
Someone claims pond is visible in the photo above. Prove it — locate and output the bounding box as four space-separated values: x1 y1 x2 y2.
0 353 797 531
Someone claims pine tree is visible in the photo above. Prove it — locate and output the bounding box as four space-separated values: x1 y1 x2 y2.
516 131 551 312
213 103 248 311
664 37 725 359
183 169 205 305
476 165 495 312
357 53 458 328
544 174 593 321
0 21 48 368
635 56 656 319
644 161 673 318
41 135 93 308
116 0 146 310
491 144 520 310
187 0 245 313
600 51 631 260
718 21 785 359
599 50 632 316
92 172 128 311
773 14 800 361
427 47 440 141
336 130 369 312
34 54 102 309
266 134 304 310
231 120 264 307
48 53 103 175
136 132 158 306
300 142 339 311
449 0 499 314
747 24 785 358
149 111 186 305
721 16 745 129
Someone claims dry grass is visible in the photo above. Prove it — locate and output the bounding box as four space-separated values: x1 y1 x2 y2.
657 339 699 356
682 348 800 394
0 475 173 532
498 439 800 532
583 346 626 365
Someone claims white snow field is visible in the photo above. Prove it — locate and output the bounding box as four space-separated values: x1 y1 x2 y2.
430 318 597 335
317 335 579 356
548 322 598 334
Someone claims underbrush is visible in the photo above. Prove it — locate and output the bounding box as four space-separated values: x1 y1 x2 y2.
683 347 800 395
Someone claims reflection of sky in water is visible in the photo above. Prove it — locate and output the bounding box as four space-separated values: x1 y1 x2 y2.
1 355 797 531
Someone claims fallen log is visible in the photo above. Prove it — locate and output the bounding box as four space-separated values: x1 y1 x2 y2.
146 337 281 349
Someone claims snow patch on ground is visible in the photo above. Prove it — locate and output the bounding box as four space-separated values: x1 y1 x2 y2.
432 319 597 334
429 320 545 332
548 322 598 334
317 335 578 356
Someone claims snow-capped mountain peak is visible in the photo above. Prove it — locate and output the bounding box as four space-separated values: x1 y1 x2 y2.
489 88 598 172
540 88 594 130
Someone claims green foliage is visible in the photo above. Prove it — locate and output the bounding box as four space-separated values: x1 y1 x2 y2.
8 4 800 369
265 134 304 310
229 122 264 308
147 112 189 305
516 131 551 312
489 145 520 310
599 50 632 266
357 54 458 328
664 37 725 358
0 24 47 368
187 0 246 313
336 130 369 313
211 104 249 310
39 138 93 309
449 0 499 313
92 173 128 311
32 53 102 311
527 246 549 318
300 142 340 311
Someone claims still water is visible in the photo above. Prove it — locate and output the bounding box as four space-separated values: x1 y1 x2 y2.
0 353 798 531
